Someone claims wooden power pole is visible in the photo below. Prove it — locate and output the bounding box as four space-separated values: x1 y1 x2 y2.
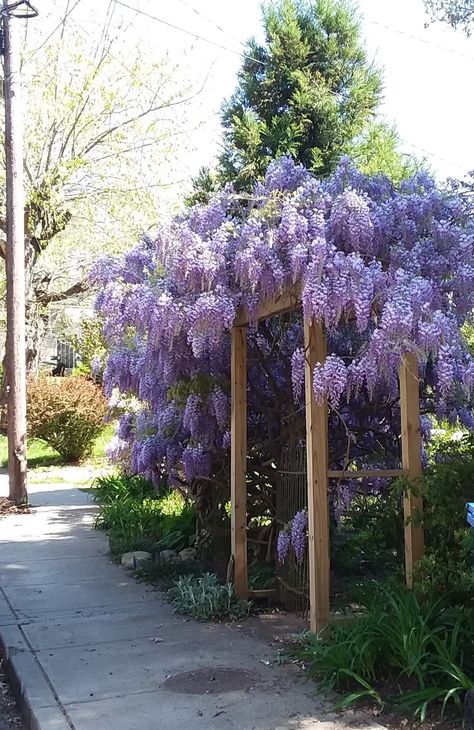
3 0 28 504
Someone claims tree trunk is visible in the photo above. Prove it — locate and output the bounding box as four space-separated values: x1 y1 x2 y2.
0 238 41 421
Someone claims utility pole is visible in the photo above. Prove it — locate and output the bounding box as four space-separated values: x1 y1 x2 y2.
2 0 38 504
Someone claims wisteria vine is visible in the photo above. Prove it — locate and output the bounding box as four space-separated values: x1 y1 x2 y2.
92 156 474 499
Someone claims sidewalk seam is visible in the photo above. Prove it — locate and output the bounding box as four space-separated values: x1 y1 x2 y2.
0 585 75 730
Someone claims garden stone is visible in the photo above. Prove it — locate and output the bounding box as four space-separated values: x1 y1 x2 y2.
179 547 196 562
465 690 474 730
158 549 178 563
121 551 152 569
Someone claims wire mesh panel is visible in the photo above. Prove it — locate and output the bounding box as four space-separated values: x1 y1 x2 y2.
275 446 309 617
56 340 77 370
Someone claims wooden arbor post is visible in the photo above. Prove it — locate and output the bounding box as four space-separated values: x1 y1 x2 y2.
231 325 248 598
229 295 424 622
304 319 330 633
399 353 424 587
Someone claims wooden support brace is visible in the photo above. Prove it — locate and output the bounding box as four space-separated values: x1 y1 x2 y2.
399 353 425 588
328 469 404 479
231 326 248 598
304 318 330 633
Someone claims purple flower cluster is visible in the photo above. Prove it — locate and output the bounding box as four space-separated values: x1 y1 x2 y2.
277 510 309 565
277 530 291 564
91 155 474 484
291 509 309 563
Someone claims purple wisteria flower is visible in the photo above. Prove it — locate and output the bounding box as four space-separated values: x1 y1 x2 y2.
277 530 291 564
92 154 474 483
291 510 308 563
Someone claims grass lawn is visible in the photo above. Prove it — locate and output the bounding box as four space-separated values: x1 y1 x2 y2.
0 423 115 470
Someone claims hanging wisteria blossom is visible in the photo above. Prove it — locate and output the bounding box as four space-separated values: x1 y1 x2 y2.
277 510 309 564
91 155 474 489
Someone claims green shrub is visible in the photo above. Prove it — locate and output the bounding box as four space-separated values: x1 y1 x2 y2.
92 472 196 557
27 376 107 462
291 583 474 720
91 473 156 505
69 316 107 379
96 497 164 556
417 432 474 600
168 573 251 620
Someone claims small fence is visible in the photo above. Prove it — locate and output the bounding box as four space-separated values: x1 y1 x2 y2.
40 335 78 374
275 446 309 618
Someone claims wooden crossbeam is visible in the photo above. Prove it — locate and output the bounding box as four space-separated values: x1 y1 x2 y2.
247 588 278 598
328 469 404 479
234 285 301 327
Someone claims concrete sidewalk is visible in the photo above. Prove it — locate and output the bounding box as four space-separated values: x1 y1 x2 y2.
0 476 386 730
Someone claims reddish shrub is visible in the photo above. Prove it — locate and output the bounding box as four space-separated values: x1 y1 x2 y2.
27 376 108 462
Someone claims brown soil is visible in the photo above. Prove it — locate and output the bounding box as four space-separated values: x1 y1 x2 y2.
0 663 24 730
350 698 462 730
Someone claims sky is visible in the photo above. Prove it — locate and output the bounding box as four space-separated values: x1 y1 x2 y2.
30 0 474 184
116 0 473 182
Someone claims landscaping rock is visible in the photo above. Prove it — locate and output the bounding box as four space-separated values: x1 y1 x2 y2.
121 551 152 569
465 690 474 730
179 547 196 562
158 549 178 563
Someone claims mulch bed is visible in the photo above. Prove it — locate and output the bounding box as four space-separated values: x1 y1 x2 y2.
0 662 24 730
353 700 462 730
0 499 30 517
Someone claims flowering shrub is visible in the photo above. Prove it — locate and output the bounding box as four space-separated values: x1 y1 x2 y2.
278 509 308 564
27 376 107 462
92 156 474 507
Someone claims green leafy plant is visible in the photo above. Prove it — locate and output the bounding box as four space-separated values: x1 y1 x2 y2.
91 472 156 505
416 432 474 600
27 376 107 462
169 573 252 620
92 472 196 558
291 583 474 721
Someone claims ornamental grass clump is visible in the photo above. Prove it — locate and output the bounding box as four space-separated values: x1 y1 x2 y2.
27 376 107 462
291 583 474 721
92 473 197 557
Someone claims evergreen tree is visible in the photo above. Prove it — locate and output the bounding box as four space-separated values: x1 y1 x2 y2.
191 0 408 200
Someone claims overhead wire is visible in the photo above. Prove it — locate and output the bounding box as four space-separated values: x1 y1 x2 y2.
23 0 471 179
175 0 247 50
113 0 265 67
368 19 474 63
398 138 469 173
23 0 83 63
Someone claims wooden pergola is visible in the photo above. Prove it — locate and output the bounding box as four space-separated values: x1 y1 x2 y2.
230 289 425 633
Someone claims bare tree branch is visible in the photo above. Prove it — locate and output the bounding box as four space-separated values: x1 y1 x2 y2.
36 279 90 305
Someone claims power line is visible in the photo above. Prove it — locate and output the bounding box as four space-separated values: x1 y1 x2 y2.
175 0 247 50
24 0 83 63
113 0 265 67
368 19 474 63
398 137 470 173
